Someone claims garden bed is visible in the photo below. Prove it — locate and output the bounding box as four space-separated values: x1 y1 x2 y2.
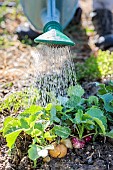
0 1 113 170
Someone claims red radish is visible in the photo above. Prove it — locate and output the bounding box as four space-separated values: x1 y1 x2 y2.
71 137 85 149
84 136 92 143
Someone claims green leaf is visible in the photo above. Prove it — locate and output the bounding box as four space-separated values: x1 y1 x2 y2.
3 116 14 127
100 116 107 129
106 129 113 138
20 118 29 129
99 93 113 112
19 105 43 117
50 107 60 123
98 82 113 95
25 112 43 127
61 113 73 122
85 27 94 34
86 107 104 118
109 81 113 86
76 113 95 130
2 118 23 149
27 114 37 125
82 114 95 128
68 85 84 97
0 89 38 113
88 96 99 105
31 123 43 137
66 96 81 108
45 103 52 111
28 144 40 161
98 84 107 95
43 120 50 130
34 123 43 131
44 131 56 141
83 113 92 120
57 96 68 106
55 105 63 111
5 129 22 149
93 117 106 135
84 119 95 125
31 129 42 137
75 110 83 124
106 85 113 93
53 126 71 139
3 119 21 136
106 113 113 124
99 93 113 103
84 120 95 130
64 108 74 114
86 107 107 129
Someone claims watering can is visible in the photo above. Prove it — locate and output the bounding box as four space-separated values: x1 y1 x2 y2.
20 0 79 46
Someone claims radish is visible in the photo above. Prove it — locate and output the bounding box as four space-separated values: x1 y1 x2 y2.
84 136 92 143
49 143 67 158
71 137 85 149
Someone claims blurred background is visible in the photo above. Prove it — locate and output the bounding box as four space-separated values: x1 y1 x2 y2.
0 0 113 90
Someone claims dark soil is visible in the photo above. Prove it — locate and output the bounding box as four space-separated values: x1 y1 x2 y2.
1 135 113 170
0 0 113 170
41 140 113 170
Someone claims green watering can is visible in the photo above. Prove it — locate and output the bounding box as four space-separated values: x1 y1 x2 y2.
20 0 79 46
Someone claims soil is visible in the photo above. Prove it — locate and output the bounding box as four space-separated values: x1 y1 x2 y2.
0 0 113 170
1 135 113 170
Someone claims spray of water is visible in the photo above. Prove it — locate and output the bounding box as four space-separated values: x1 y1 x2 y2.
31 45 76 106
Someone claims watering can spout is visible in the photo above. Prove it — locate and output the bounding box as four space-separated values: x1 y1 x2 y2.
34 0 75 46
34 21 75 46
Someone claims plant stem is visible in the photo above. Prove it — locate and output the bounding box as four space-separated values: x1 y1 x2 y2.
33 160 37 168
75 125 80 136
82 133 95 139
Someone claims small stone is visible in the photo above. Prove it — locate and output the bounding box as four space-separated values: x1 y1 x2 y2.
88 157 94 165
87 145 92 151
75 158 79 163
43 156 51 163
86 151 90 155
92 145 94 149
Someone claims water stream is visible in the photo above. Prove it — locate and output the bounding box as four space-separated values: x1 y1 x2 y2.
31 45 76 106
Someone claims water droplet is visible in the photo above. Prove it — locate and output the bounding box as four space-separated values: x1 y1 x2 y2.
31 45 76 106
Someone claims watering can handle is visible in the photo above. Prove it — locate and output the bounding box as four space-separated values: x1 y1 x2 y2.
47 0 56 20
47 0 59 22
